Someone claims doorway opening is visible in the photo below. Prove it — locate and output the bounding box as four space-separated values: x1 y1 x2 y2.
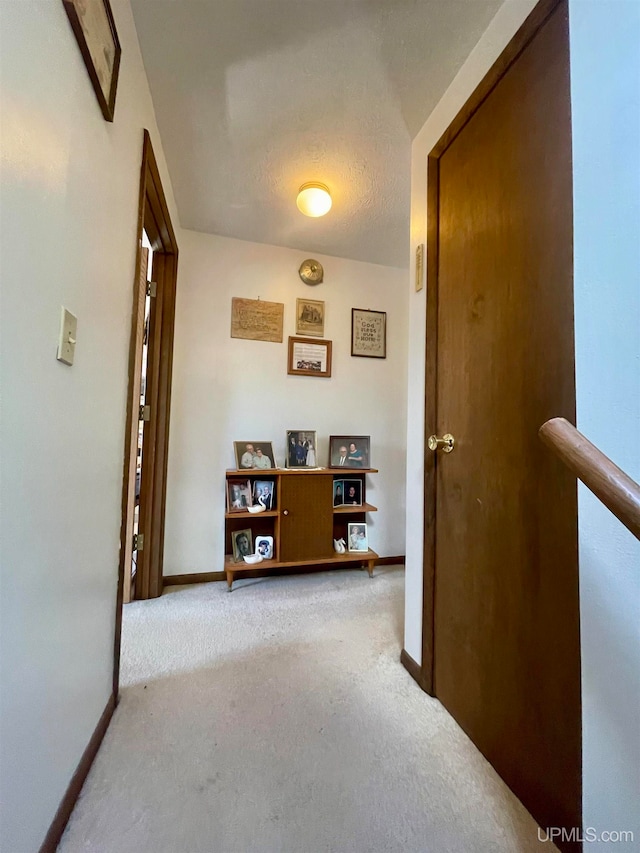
114 130 179 697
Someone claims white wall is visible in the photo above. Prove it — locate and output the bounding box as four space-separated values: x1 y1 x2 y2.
404 0 538 664
0 2 179 851
164 231 408 576
569 1 640 844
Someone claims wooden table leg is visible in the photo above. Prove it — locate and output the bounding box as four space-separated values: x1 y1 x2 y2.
226 569 234 592
367 559 374 578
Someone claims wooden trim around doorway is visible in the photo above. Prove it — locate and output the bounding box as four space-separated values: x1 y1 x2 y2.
420 0 564 699
114 130 178 698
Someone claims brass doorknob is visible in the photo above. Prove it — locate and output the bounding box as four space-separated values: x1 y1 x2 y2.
428 433 455 453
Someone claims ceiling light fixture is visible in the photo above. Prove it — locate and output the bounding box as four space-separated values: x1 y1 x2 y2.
296 182 332 217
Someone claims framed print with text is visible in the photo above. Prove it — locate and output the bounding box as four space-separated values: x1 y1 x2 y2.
351 308 386 359
287 336 332 378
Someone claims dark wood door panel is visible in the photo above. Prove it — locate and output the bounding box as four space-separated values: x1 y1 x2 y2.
431 1 581 843
279 475 334 562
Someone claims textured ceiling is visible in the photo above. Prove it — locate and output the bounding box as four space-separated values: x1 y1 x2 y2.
131 0 502 268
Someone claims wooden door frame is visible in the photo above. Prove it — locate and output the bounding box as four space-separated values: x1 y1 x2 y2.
113 130 178 697
420 0 564 695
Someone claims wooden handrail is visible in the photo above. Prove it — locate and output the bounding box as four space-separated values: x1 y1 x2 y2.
539 417 640 540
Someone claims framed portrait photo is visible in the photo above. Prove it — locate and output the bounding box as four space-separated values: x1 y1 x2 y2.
296 298 325 337
233 441 276 470
351 308 387 359
347 523 369 552
329 436 370 469
287 336 332 378
62 0 122 121
286 430 318 468
253 480 275 510
232 528 253 562
342 480 362 507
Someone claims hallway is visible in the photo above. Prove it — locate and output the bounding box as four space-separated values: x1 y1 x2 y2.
59 568 552 852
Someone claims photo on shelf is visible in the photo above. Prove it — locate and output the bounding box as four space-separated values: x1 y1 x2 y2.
255 535 274 560
348 523 369 552
232 528 253 562
342 479 362 506
329 435 370 469
333 480 344 507
286 430 317 468
234 441 276 470
253 480 275 510
227 479 253 512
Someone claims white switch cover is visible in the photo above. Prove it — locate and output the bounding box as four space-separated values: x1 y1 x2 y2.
56 307 77 366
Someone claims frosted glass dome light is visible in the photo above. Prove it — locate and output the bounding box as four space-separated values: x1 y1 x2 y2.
296 183 332 217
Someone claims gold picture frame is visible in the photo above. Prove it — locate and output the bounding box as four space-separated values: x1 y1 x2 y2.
62 0 121 122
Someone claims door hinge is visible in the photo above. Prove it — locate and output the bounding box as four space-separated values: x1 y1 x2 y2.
146 280 157 297
133 533 144 552
139 404 151 422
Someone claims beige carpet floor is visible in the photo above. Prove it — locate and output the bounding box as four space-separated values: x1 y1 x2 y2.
58 566 555 853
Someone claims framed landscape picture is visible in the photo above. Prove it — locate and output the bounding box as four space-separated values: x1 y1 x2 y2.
351 308 387 359
62 0 121 121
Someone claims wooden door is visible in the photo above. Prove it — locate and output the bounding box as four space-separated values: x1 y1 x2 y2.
426 0 581 843
122 247 148 604
279 474 334 562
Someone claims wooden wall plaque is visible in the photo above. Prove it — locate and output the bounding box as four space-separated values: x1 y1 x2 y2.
231 298 284 343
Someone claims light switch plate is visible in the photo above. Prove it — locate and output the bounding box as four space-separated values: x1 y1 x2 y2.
56 307 77 366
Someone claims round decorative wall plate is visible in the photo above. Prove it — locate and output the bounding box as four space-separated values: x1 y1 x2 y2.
298 259 324 285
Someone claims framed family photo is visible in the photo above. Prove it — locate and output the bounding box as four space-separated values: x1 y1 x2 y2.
62 0 122 121
286 430 317 468
348 523 369 552
234 441 276 470
253 480 275 510
296 298 325 337
227 479 253 512
287 336 332 378
351 308 387 359
329 436 370 469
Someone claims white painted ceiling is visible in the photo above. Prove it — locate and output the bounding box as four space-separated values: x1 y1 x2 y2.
131 0 502 268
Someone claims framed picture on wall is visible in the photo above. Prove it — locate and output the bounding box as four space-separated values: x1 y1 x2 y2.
351 308 387 359
287 337 332 378
296 298 325 337
62 0 122 121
